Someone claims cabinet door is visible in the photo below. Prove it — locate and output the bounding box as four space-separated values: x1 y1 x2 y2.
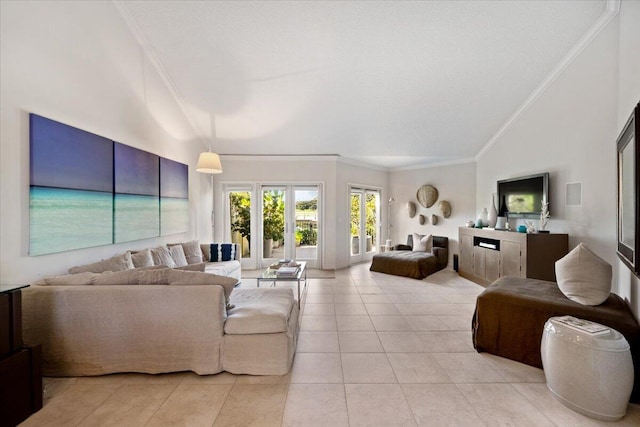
485 249 500 282
501 241 522 277
473 246 486 278
459 234 473 274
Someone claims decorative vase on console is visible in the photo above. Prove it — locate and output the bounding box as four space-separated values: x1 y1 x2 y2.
487 194 498 228
480 208 489 227
496 195 508 229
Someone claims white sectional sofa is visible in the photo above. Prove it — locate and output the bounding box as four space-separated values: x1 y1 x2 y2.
22 268 298 377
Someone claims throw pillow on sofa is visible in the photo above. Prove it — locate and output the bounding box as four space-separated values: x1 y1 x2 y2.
555 243 612 306
129 249 154 268
91 265 168 285
168 240 203 264
44 272 98 286
175 262 206 272
150 246 176 268
169 244 189 267
68 252 134 274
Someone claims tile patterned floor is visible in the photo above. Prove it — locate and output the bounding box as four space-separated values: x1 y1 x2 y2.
20 265 640 426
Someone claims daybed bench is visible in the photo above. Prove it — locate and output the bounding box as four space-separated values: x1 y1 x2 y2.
370 235 448 279
472 276 640 402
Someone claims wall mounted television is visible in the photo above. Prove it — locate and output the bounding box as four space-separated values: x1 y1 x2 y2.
497 172 549 219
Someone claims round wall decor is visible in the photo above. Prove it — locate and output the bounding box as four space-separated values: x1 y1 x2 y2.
439 200 452 218
407 201 417 218
417 185 438 208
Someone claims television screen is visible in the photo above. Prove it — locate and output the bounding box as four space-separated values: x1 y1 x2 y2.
497 173 549 218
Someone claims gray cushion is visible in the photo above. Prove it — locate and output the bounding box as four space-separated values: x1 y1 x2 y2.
166 269 237 302
150 246 176 268
44 272 98 286
68 252 134 274
170 244 189 267
130 249 154 268
224 288 294 335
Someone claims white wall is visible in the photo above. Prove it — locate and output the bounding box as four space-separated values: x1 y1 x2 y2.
0 1 203 283
390 162 477 264
615 1 640 317
476 5 639 318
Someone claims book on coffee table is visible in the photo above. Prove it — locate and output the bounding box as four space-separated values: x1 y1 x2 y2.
553 315 610 335
276 266 299 277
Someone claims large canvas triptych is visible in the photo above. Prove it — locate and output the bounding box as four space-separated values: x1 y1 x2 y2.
29 114 189 256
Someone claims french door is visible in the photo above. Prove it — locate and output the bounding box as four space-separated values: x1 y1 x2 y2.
225 184 321 270
350 187 381 264
261 185 320 268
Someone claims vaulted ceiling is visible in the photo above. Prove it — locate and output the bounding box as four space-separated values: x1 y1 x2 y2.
118 0 608 168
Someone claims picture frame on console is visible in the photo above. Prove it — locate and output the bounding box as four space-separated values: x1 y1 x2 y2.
616 101 640 276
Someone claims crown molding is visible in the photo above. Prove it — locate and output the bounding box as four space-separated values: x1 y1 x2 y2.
389 157 477 172
475 2 620 161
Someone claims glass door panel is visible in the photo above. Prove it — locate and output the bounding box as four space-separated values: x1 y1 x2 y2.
228 191 251 258
294 188 318 262
262 188 286 262
350 191 362 257
350 187 380 264
365 192 380 254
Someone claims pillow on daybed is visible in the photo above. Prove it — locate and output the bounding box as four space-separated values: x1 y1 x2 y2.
68 252 134 274
91 265 167 285
555 243 612 306
412 233 433 252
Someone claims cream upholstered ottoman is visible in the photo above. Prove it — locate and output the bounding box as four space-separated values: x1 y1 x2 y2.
541 316 634 421
221 287 299 375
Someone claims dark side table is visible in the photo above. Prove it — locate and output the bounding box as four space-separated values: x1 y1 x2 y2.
0 284 42 427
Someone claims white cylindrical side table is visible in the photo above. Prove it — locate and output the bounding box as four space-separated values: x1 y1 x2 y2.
541 316 634 421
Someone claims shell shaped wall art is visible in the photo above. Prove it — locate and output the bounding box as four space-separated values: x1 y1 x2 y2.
439 200 452 218
406 201 417 218
419 214 426 225
417 185 438 208
431 214 438 225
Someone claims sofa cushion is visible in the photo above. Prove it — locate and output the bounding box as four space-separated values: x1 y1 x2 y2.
92 269 141 285
555 243 612 306
170 244 189 267
68 252 134 274
166 269 238 302
130 249 154 268
175 262 206 272
205 261 240 277
210 243 237 262
412 233 433 252
137 268 171 285
169 240 203 265
150 246 176 268
224 288 294 335
44 272 98 286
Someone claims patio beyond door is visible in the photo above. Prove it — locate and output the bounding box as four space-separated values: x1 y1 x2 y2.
261 185 319 269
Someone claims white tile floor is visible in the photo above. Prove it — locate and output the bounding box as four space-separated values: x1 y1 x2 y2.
20 264 640 426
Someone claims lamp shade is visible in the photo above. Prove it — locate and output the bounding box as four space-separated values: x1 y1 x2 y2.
196 152 223 174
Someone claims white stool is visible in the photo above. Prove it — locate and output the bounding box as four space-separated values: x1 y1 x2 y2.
541 316 634 421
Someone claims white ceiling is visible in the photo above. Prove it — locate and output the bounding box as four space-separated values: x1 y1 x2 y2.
119 0 608 169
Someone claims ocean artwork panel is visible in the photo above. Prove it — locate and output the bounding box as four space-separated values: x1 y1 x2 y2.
114 193 160 243
161 197 190 235
160 157 189 235
29 187 113 256
30 114 114 192
114 143 159 196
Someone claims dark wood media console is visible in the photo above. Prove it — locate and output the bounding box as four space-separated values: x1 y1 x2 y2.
0 285 42 427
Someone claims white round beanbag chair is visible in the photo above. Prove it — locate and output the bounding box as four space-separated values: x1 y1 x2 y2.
555 243 612 306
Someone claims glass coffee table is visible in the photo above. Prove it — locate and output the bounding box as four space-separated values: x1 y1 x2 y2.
257 261 307 307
